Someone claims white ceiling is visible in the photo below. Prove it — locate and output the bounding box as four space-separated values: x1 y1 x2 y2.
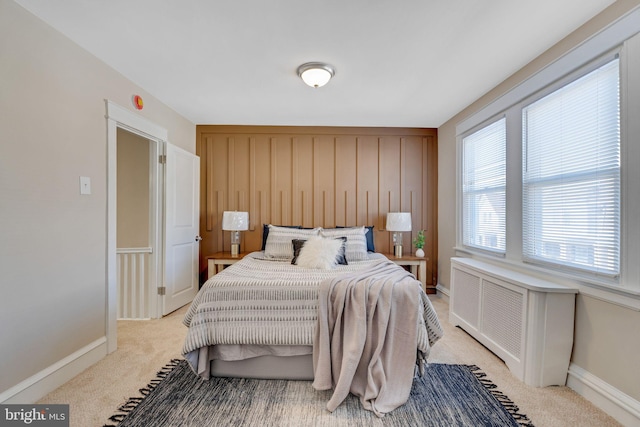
14 0 616 127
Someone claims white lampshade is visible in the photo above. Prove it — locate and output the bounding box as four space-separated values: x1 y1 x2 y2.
222 211 249 231
386 212 412 231
297 62 335 88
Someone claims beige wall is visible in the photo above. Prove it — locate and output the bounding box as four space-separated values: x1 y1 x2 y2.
0 0 194 397
438 0 640 401
117 129 150 248
573 297 640 397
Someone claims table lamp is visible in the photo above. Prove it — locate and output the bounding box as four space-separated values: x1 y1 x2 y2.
222 211 249 256
386 212 411 258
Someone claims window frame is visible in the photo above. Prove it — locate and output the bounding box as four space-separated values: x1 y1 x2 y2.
460 117 507 255
520 55 621 278
454 12 640 309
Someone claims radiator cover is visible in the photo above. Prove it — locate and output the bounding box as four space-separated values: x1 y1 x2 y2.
449 257 577 387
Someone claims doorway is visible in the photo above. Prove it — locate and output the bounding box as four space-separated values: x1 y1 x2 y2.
105 100 200 354
106 101 166 353
116 129 155 319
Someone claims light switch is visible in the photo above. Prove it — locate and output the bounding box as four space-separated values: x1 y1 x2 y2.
80 176 91 195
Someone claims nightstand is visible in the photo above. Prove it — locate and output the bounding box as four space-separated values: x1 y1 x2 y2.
207 252 249 279
382 253 432 293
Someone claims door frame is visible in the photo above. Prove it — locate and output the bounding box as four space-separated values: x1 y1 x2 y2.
105 100 167 353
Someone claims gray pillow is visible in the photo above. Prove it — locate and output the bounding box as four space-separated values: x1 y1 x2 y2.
264 225 320 259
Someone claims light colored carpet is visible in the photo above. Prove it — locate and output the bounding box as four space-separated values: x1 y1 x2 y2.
37 296 622 427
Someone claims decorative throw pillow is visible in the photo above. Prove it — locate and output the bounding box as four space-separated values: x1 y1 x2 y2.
295 236 345 269
264 225 320 259
320 226 369 262
291 239 307 265
337 225 375 252
292 237 347 266
333 236 348 265
261 224 301 250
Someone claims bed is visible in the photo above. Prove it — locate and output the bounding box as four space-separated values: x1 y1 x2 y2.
182 225 443 415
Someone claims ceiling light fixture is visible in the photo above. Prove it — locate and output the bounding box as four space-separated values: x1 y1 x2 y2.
297 62 336 88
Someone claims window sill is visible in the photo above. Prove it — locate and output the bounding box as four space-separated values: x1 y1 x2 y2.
453 246 640 311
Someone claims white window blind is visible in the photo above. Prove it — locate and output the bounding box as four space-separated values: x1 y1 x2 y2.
522 58 620 276
462 118 506 253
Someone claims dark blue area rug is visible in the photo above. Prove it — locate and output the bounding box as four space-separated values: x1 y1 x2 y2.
106 359 533 427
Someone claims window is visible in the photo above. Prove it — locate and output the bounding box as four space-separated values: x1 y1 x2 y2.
462 118 506 253
456 20 640 302
522 58 620 276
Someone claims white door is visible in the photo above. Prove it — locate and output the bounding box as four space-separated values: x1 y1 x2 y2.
163 142 200 315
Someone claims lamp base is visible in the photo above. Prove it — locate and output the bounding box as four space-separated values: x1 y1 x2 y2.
230 243 240 257
394 244 403 258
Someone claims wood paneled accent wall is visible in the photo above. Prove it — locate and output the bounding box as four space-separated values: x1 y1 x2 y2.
196 125 438 285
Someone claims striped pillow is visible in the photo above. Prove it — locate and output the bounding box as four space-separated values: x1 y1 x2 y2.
264 225 321 259
320 226 369 262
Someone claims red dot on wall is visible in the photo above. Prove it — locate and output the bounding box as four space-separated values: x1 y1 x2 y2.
133 95 144 110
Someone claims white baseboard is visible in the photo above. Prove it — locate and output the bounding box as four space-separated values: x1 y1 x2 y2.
567 363 640 427
0 337 107 404
435 283 450 302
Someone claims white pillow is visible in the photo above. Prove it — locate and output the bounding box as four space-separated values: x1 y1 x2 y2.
296 236 344 269
320 226 369 262
264 225 320 259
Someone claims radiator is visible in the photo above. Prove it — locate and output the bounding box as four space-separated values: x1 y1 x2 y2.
450 257 578 387
117 247 153 319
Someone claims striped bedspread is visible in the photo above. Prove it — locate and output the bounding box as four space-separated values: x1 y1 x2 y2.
182 252 442 367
